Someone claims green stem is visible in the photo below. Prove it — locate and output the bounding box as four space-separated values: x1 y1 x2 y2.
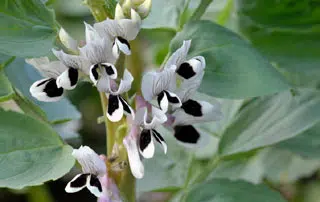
190 0 214 21
194 155 220 184
27 185 54 202
216 0 233 26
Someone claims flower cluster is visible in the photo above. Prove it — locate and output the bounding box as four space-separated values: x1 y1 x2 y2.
26 0 222 200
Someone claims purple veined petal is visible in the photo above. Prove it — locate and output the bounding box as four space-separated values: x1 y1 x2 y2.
26 57 68 78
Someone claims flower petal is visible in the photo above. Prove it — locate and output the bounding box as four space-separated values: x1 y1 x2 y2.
141 66 176 101
115 3 125 20
26 57 67 78
59 28 78 51
139 129 155 159
157 91 169 112
52 49 90 75
123 129 144 179
173 99 223 126
145 106 168 129
65 173 89 193
30 78 64 102
72 146 107 177
173 125 200 145
101 63 117 80
176 56 205 80
115 37 131 55
109 69 133 95
56 68 78 90
136 0 152 18
107 95 124 122
84 22 101 44
164 90 182 108
176 70 204 103
86 174 103 198
164 40 191 69
152 129 167 154
119 96 135 119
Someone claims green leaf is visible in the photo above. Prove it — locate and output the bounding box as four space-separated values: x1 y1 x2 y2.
0 71 14 102
142 0 188 30
185 179 285 202
218 89 320 157
237 0 320 88
276 123 320 159
0 110 74 189
5 58 81 123
0 0 57 57
137 126 191 193
170 20 290 99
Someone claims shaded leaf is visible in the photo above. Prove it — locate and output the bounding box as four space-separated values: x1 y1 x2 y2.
0 109 74 189
170 20 290 99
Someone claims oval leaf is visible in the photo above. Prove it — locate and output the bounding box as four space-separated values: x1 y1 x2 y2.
0 110 74 189
170 20 290 99
218 89 320 156
185 179 285 202
0 0 57 57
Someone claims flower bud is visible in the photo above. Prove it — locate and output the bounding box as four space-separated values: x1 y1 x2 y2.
58 28 78 51
136 0 152 18
115 3 125 20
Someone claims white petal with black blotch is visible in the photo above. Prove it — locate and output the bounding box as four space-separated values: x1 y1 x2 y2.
123 130 145 179
56 68 79 90
86 174 103 197
90 63 117 92
94 9 141 41
79 23 117 66
164 40 191 69
107 94 124 122
52 49 91 75
152 129 167 154
173 125 201 145
173 99 223 126
141 65 177 101
114 36 131 55
118 96 135 119
108 69 133 95
26 57 68 78
157 90 182 112
30 78 64 102
72 146 107 177
65 173 89 193
135 106 167 129
139 129 155 159
176 56 205 80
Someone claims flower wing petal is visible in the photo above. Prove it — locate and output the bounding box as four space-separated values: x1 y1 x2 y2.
30 78 64 102
86 174 103 198
56 68 78 90
65 173 89 193
107 95 124 122
139 129 155 159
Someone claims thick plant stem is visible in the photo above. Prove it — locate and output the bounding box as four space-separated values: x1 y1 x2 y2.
190 0 214 21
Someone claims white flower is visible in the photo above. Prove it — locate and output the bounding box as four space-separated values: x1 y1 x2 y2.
94 8 141 57
65 146 107 198
59 28 78 51
135 106 167 159
27 57 67 102
141 66 182 113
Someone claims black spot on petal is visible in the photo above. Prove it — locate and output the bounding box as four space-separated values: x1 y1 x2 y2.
177 62 196 79
91 64 99 80
44 79 64 97
152 129 165 143
101 64 115 76
89 175 102 192
139 129 152 152
181 99 202 117
119 96 132 115
117 37 131 50
164 91 180 104
70 174 89 188
108 95 119 116
157 91 165 109
36 78 51 87
68 68 78 86
174 125 200 144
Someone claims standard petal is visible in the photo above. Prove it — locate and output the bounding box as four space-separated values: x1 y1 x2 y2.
86 174 103 198
109 69 133 95
139 129 155 159
72 146 107 177
26 57 67 78
152 129 167 154
119 96 135 119
144 106 167 129
123 129 144 179
164 40 191 69
56 68 78 90
52 49 91 75
176 56 205 80
173 125 200 145
141 66 176 101
30 78 64 102
84 22 101 44
65 173 89 193
173 99 223 126
107 95 124 122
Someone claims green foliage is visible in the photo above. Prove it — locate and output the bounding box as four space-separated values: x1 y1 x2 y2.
170 20 290 99
185 179 286 202
237 0 320 88
0 109 74 189
5 58 81 123
0 0 58 57
0 71 14 102
218 89 320 156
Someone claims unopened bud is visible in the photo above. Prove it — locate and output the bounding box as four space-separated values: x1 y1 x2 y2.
115 3 125 20
136 0 152 18
58 28 78 51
